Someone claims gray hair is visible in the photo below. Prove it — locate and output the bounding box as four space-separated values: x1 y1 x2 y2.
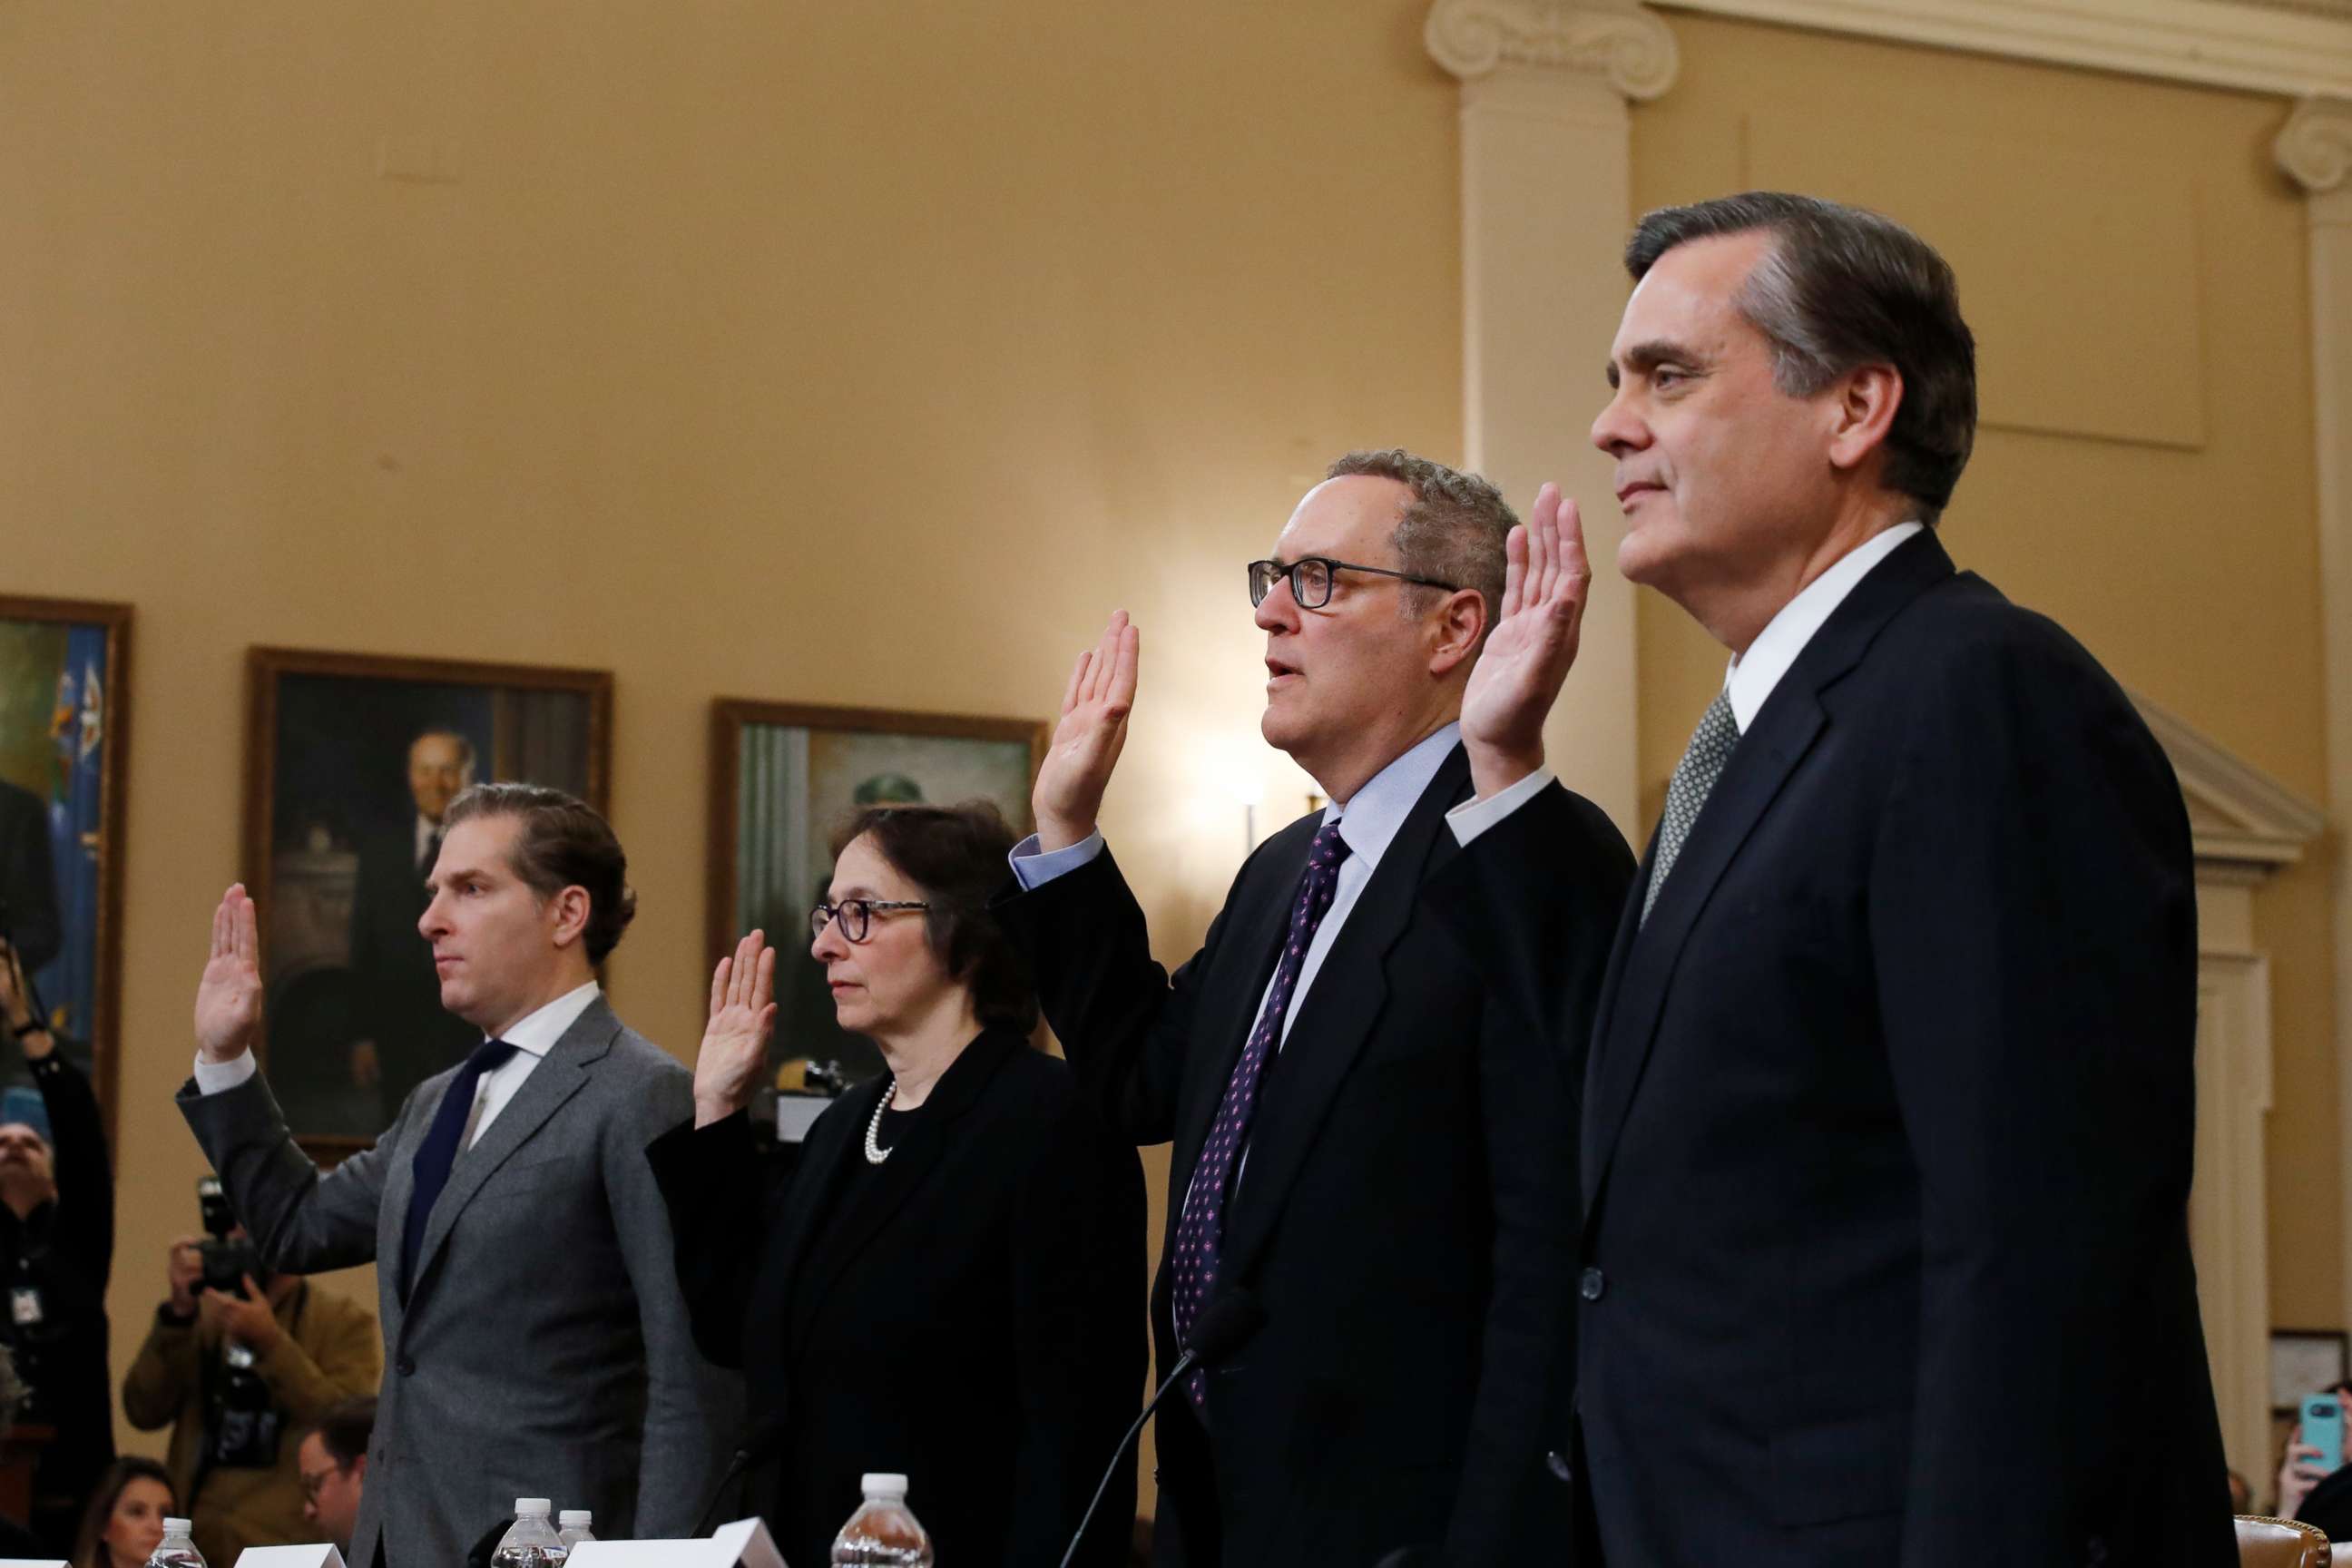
1323 448 1517 640
1626 191 1976 524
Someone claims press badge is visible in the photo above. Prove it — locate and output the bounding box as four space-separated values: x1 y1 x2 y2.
10 1289 43 1327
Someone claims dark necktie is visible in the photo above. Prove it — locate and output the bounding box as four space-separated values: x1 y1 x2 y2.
1642 689 1740 924
1169 819 1351 1406
400 1038 517 1298
418 829 443 878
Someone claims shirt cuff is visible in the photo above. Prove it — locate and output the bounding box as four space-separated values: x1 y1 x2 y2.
1446 768 1556 848
191 1050 258 1095
1008 830 1106 889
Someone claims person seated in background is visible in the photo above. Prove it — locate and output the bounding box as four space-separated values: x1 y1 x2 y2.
298 1399 375 1556
2278 1380 2352 1534
122 1228 378 1566
71 1458 173 1568
0 942 115 1553
652 802 1145 1568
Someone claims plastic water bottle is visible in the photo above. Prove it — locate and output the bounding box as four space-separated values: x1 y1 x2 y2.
556 1512 595 1552
490 1499 568 1568
829 1474 933 1566
144 1518 204 1568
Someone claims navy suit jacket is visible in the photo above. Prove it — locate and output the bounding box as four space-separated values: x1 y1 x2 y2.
1450 531 2233 1567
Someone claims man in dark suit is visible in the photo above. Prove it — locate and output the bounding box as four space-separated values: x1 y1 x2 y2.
994 450 1633 1565
182 784 735 1568
1447 192 2234 1564
348 730 485 1121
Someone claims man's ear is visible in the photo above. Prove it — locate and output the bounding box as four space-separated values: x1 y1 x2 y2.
1827 362 1903 475
548 886 593 950
1428 587 1487 678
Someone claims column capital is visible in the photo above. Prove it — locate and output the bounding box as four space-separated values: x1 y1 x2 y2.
1424 0 1679 101
2277 95 2352 195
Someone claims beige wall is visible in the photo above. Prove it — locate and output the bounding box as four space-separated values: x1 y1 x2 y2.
1631 16 2336 1319
0 0 1465 1485
1 0 2337 1510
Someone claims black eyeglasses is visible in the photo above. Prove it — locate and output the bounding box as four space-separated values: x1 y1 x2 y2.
809 898 931 943
1246 556 1459 610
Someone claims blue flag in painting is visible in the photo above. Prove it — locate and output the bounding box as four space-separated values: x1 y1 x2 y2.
35 629 104 1043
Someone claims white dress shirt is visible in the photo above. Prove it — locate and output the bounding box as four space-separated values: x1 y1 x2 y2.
1011 721 1461 1055
193 979 601 1152
1450 522 1926 847
1011 722 1463 1199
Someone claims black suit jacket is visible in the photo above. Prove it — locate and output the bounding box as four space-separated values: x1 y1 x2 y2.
649 1030 1146 1568
995 743 1632 1566
1454 532 2233 1566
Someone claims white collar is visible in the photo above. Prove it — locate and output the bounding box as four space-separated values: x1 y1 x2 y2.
1724 523 1925 731
490 980 602 1059
1322 722 1460 870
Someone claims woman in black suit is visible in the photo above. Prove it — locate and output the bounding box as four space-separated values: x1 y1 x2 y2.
652 801 1145 1568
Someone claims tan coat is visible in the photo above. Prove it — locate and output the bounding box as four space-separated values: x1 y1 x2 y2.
122 1281 380 1568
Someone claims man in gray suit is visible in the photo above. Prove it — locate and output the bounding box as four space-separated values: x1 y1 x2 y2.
181 783 735 1568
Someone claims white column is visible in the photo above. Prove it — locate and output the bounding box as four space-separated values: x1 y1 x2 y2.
2190 872 2279 1488
2274 96 2352 1347
1426 0 1680 837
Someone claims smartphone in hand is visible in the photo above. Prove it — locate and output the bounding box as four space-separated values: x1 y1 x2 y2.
2304 1392 2345 1474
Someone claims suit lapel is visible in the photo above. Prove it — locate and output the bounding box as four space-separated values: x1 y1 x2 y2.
1581 532 1957 1216
407 996 611 1301
1166 824 1312 1205
789 1032 1013 1353
1219 746 1470 1282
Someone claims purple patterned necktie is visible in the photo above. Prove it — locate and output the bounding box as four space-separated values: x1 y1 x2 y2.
1170 818 1351 1406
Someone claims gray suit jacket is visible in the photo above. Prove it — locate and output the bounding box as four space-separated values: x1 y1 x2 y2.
179 995 739 1568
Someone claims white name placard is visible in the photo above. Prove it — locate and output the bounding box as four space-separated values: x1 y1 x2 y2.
567 1517 787 1568
233 1547 346 1568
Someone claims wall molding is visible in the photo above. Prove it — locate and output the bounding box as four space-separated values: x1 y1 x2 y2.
1426 0 1682 97
1652 0 2352 99
2280 96 2352 193
2135 692 2328 874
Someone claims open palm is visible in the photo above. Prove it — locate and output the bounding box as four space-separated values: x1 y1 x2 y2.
1033 611 1140 850
1461 484 1590 783
194 885 265 1061
694 929 777 1125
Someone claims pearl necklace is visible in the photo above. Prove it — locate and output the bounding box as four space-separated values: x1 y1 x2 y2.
863 1080 897 1165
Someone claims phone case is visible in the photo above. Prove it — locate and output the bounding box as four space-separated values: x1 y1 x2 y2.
2304 1393 2345 1473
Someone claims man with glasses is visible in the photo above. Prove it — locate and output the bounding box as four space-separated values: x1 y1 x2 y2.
995 449 1634 1565
298 1399 375 1557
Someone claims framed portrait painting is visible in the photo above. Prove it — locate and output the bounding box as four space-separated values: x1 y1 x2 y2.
0 596 130 1140
246 647 612 1153
710 700 1045 1089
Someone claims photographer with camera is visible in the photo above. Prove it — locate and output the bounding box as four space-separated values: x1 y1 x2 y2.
0 937 113 1553
122 1181 377 1567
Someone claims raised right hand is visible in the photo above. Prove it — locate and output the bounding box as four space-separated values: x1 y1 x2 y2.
194 885 263 1063
694 930 777 1127
1033 611 1140 851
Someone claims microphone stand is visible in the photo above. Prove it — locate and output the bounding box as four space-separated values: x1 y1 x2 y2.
1056 1347 1204 1568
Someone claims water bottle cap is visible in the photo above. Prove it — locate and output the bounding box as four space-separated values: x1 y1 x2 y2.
858 1472 908 1498
162 1520 191 1534
558 1513 591 1525
515 1499 552 1514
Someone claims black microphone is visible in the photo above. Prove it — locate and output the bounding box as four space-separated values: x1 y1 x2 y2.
1057 1290 1266 1568
691 1411 793 1537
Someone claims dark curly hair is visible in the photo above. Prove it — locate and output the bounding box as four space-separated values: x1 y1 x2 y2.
829 801 1039 1034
